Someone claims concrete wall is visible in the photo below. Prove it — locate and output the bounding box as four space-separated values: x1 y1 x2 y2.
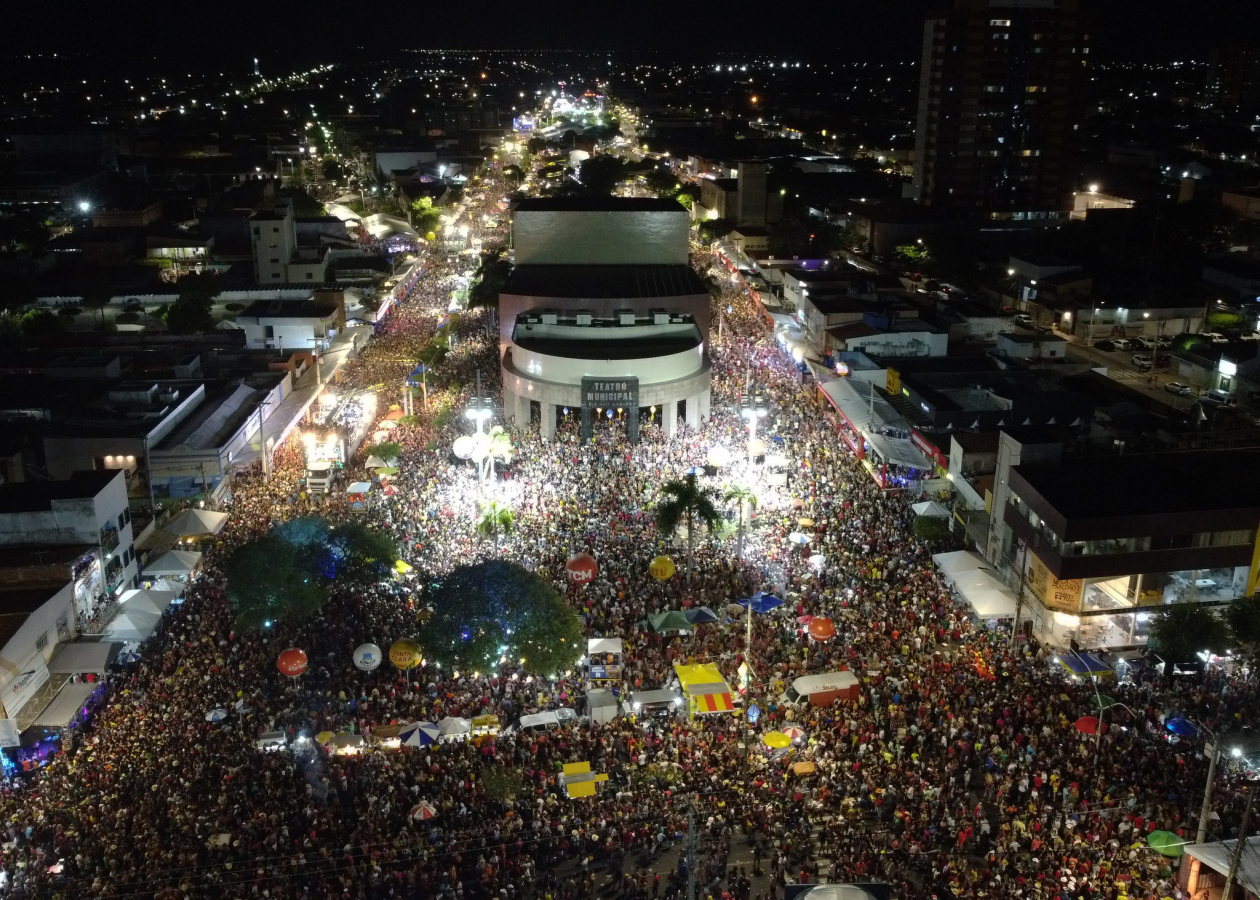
0 581 75 710
513 211 690 265
847 331 948 357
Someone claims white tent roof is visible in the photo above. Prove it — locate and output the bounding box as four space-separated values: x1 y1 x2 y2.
932 550 988 577
1185 835 1260 897
587 689 620 708
162 508 228 537
143 549 202 577
31 682 97 728
348 482 373 493
795 886 880 900
912 500 951 518
118 589 177 616
105 609 163 642
933 554 1019 619
437 716 471 735
48 642 122 675
588 638 623 655
819 378 908 433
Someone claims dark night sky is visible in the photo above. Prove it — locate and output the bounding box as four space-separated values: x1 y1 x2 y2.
9 0 1259 65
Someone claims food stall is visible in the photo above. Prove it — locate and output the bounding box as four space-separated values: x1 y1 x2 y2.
347 482 373 510
585 638 623 684
673 663 736 718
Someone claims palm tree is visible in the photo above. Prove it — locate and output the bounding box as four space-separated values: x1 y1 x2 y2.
480 426 514 486
475 501 515 543
654 473 723 583
724 485 758 562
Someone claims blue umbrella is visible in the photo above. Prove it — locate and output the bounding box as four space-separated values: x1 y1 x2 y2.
1166 717 1198 738
205 708 229 723
401 721 441 747
685 606 719 625
686 466 705 476
769 436 785 445
736 592 784 614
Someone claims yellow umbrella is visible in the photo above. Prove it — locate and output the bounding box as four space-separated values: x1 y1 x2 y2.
315 731 336 745
762 731 792 749
394 559 413 573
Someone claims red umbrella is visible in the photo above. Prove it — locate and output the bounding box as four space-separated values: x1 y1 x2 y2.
277 648 308 677
808 617 836 642
1074 716 1106 735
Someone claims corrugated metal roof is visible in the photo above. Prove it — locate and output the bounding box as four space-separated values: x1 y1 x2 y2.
503 265 707 299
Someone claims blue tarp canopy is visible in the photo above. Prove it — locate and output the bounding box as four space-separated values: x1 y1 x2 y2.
1056 652 1112 677
735 592 785 614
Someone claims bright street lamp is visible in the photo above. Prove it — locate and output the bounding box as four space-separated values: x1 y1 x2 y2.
740 392 768 463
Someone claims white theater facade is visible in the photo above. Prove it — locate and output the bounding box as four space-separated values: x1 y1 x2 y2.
498 198 712 441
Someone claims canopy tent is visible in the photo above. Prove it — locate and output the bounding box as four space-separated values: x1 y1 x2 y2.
1057 652 1112 677
105 609 163 642
1184 835 1260 896
932 550 989 578
933 553 1019 619
143 549 202 578
48 641 122 675
685 606 719 624
118 588 178 617
736 592 785 614
147 577 186 596
674 663 735 715
911 500 951 518
818 378 909 435
648 611 694 633
587 638 623 656
31 682 98 729
863 432 934 471
162 508 228 537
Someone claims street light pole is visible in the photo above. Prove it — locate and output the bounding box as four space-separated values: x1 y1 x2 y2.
1221 787 1255 900
1198 739 1220 844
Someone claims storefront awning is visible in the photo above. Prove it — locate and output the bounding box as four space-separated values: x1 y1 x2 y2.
30 682 98 729
687 684 735 713
48 642 122 675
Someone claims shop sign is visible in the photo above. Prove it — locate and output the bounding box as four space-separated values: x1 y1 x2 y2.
3 661 49 720
1027 554 1083 612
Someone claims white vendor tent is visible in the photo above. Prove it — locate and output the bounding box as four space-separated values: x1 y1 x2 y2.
118 589 178 617
911 500 951 518
162 509 228 537
143 550 202 578
586 690 620 725
933 551 1018 619
105 609 163 642
587 638 623 655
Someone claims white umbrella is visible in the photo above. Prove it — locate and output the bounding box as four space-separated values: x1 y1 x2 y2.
162 509 228 537
205 708 229 722
365 456 389 469
437 716 471 737
787 531 811 545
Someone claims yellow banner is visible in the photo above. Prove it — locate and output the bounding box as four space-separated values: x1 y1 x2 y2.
886 368 901 397
1027 553 1083 612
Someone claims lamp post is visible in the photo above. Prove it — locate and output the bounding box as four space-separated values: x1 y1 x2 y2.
464 370 494 435
740 391 767 464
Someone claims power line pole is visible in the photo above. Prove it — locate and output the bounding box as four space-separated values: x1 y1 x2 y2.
686 801 698 900
1009 541 1029 646
1198 738 1221 844
1222 787 1255 900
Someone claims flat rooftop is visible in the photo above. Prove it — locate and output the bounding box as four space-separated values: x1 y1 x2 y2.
514 197 686 213
0 471 121 513
502 265 707 299
1013 449 1260 519
238 299 340 319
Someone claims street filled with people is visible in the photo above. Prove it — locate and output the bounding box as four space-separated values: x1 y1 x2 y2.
2 162 1259 900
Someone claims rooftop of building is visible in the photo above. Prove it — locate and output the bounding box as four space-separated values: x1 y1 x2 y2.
1013 449 1260 519
237 299 340 319
952 431 1001 453
785 268 854 284
0 471 121 514
999 332 1068 344
502 265 707 300
0 545 97 569
513 197 686 213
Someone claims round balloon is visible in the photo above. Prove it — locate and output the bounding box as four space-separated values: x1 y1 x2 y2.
807 617 836 642
452 435 475 460
565 552 598 584
705 445 731 468
390 639 422 670
277 648 308 677
353 643 383 671
649 556 676 581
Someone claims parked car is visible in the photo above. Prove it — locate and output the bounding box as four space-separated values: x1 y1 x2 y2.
1113 338 1137 351
1201 332 1230 344
1013 314 1035 328
1155 336 1173 348
1136 337 1158 349
1094 339 1116 351
1132 354 1154 369
1201 389 1236 407
1164 382 1194 397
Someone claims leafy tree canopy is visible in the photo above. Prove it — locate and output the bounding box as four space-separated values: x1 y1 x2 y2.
1149 601 1231 665
577 155 626 196
226 535 329 630
419 561 582 676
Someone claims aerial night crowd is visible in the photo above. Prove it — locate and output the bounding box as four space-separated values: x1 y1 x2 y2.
1 167 1257 900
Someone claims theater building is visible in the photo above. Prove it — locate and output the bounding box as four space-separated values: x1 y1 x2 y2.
498 198 711 441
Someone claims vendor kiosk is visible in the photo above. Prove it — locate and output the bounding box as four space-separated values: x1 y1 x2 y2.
586 638 623 685
673 663 736 718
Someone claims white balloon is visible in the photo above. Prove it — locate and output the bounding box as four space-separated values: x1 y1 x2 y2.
353 643 382 671
452 436 475 460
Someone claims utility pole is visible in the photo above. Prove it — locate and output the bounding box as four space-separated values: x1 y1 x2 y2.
1009 541 1028 646
1222 787 1255 900
1198 739 1220 844
685 801 698 900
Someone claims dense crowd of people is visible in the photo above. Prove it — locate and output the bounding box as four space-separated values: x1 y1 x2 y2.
1 163 1258 900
